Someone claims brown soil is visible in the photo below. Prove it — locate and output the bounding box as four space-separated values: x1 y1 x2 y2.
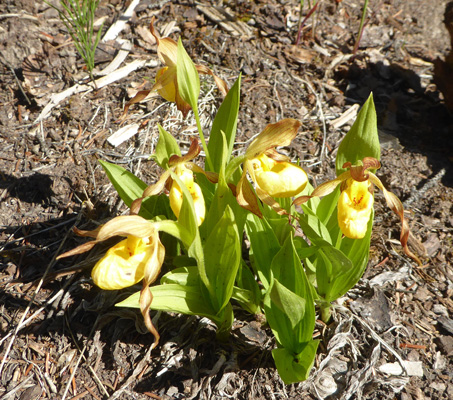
1 0 452 399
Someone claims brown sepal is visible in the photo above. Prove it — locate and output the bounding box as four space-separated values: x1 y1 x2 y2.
130 197 144 215
57 240 98 259
116 90 152 124
293 195 312 206
73 226 101 238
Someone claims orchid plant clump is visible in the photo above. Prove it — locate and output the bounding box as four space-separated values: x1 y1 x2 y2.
58 21 421 384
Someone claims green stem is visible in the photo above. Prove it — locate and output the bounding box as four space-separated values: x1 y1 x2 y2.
225 155 246 182
193 105 213 171
353 0 369 55
320 302 332 323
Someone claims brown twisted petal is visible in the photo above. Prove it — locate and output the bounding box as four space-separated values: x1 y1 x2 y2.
169 138 201 165
256 186 288 216
142 170 172 199
264 148 291 162
195 65 229 96
189 163 219 183
236 166 263 217
368 172 421 265
344 157 381 182
140 284 160 349
130 169 173 215
57 240 98 259
149 17 178 67
292 195 312 206
116 89 154 123
134 226 165 345
293 171 350 206
73 226 101 238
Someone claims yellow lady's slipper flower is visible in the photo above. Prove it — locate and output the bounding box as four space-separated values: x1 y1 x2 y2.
131 138 217 225
119 17 228 120
251 154 308 198
92 233 163 290
337 178 374 239
294 157 421 264
236 119 307 216
57 215 166 347
169 164 206 226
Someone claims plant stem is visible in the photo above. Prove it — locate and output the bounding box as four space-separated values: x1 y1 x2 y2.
320 302 331 323
353 0 369 55
193 105 214 171
295 0 320 45
225 155 246 182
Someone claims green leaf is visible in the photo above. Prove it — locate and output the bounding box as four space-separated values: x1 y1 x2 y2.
160 266 199 286
245 213 282 290
154 219 194 250
272 340 319 384
116 284 218 322
231 286 259 314
153 124 180 169
234 262 261 314
264 236 316 351
176 38 200 111
315 186 341 226
336 93 380 176
100 160 167 220
203 206 241 312
331 210 374 299
208 75 241 173
141 195 173 221
99 160 146 206
312 212 373 303
268 279 306 329
314 241 353 301
297 212 332 245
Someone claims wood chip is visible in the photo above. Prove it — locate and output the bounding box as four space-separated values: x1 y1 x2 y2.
107 124 140 147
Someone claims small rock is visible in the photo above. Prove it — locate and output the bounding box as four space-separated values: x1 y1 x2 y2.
431 381 446 392
437 335 453 356
413 286 433 302
438 316 453 335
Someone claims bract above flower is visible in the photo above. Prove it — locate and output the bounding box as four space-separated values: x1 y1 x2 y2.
236 119 307 216
294 157 421 264
118 17 228 121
